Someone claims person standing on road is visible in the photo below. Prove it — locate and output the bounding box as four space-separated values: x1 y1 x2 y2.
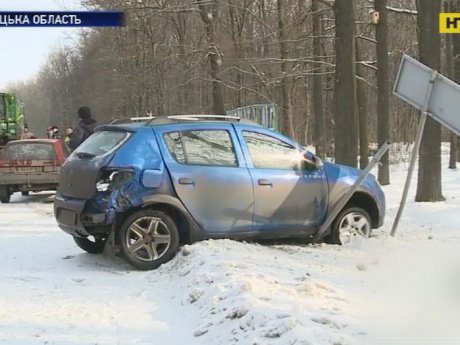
63 126 73 147
21 127 36 139
68 106 97 151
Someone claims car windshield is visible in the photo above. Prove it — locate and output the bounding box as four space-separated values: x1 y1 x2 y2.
3 142 56 160
73 131 130 158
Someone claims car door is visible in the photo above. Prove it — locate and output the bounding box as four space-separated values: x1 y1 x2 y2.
155 125 254 234
237 128 328 235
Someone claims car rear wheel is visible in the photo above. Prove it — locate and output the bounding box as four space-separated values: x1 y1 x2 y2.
117 209 179 270
73 236 106 254
0 186 11 204
326 207 371 245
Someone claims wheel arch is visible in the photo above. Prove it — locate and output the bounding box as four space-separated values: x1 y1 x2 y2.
141 194 206 244
344 191 379 228
143 202 191 244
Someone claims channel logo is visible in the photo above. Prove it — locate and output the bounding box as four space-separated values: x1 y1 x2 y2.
440 13 460 33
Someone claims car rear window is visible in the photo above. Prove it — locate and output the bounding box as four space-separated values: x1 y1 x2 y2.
3 143 56 160
73 131 130 158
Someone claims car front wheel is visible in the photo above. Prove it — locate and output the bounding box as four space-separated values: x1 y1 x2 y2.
73 236 106 254
326 207 371 245
117 209 179 270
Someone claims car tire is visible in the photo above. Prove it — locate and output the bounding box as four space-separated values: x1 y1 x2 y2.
325 207 371 245
0 186 11 204
73 236 106 254
117 209 179 270
21 191 30 196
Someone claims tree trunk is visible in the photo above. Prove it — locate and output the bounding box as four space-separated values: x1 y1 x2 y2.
449 132 457 169
356 38 368 170
229 2 244 107
312 0 325 158
451 1 460 164
375 0 390 184
278 0 294 138
445 1 457 169
197 0 225 115
415 0 444 202
334 0 357 167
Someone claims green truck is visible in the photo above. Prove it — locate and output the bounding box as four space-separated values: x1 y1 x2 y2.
0 93 24 145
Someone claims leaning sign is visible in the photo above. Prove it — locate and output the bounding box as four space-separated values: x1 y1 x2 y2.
391 54 460 236
394 54 460 136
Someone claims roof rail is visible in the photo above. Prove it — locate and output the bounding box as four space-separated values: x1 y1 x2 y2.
109 114 260 126
167 114 240 121
109 116 155 125
130 116 155 121
145 114 259 125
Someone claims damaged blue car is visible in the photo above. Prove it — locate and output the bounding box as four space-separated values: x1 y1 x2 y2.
54 115 385 270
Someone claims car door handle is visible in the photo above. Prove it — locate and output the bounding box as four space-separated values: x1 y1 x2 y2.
178 177 195 185
258 179 272 186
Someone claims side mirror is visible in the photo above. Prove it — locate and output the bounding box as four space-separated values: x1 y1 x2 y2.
302 152 322 170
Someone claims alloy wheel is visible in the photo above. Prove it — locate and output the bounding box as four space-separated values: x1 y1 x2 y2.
338 211 371 245
125 216 172 262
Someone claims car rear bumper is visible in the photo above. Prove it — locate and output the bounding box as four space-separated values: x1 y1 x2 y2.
54 194 113 237
0 172 59 185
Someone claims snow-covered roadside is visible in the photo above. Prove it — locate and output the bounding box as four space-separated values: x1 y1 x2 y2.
0 194 372 345
1 149 460 345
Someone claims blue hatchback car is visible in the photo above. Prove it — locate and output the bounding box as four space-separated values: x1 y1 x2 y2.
54 115 385 270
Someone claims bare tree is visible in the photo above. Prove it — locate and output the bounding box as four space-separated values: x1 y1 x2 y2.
277 0 294 138
356 37 369 170
445 1 457 170
196 0 225 114
312 0 326 157
415 0 444 202
375 0 390 184
334 0 358 167
11 0 434 192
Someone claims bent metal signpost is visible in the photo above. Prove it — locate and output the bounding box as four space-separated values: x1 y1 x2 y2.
391 54 460 236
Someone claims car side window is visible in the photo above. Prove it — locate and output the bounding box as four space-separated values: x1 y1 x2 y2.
163 132 186 164
242 131 301 170
163 130 237 167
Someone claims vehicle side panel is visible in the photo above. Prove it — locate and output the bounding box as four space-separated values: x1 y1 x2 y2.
234 125 329 235
154 124 254 234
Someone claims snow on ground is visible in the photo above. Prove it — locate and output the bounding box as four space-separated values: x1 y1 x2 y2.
1 147 460 345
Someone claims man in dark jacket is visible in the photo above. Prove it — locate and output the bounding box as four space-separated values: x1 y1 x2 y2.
68 106 97 151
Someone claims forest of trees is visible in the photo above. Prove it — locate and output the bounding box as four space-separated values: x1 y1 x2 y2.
8 0 460 201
